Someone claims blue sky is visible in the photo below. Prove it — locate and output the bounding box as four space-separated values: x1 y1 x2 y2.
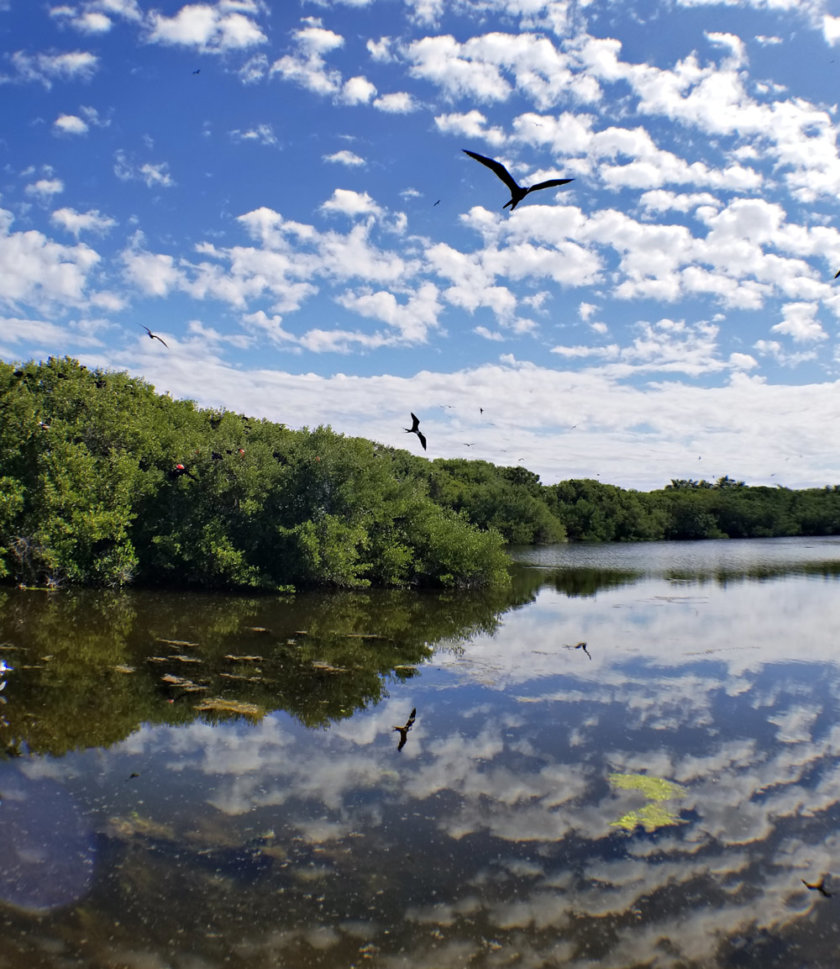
3 0 840 489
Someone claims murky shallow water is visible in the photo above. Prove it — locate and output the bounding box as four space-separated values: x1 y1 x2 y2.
2 537 840 968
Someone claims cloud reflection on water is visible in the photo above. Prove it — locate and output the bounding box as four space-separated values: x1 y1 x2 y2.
4 546 840 967
85 567 840 967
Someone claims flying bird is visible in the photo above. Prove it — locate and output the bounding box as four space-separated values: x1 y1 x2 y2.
802 877 832 898
405 413 427 451
463 149 574 211
192 69 200 75
393 708 416 751
835 269 840 279
138 324 168 348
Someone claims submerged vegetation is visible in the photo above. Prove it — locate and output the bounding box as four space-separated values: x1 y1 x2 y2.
2 357 840 590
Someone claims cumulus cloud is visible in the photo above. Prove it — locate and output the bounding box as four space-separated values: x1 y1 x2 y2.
319 189 383 218
271 23 344 95
323 150 366 167
53 113 89 135
25 177 64 200
6 49 98 87
0 208 99 309
51 207 117 237
771 302 827 343
340 75 377 103
146 1 267 52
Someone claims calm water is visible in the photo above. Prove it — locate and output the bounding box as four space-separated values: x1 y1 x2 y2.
2 537 840 968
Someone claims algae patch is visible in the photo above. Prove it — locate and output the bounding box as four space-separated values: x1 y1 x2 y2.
608 772 687 833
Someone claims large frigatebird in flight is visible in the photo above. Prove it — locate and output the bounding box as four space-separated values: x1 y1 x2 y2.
405 413 427 451
463 149 574 211
138 324 168 348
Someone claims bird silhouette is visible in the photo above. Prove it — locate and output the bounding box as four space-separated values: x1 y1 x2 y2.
463 149 573 211
394 708 416 751
835 269 840 279
433 199 440 206
405 413 427 451
138 324 168 347
192 69 200 75
802 877 832 898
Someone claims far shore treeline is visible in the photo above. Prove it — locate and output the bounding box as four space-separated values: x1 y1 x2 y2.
2 357 840 591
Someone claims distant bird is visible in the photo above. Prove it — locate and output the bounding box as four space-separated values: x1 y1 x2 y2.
463 149 574 211
192 69 200 75
394 708 416 751
405 413 427 451
802 877 832 898
138 324 168 348
433 199 440 206
575 641 591 660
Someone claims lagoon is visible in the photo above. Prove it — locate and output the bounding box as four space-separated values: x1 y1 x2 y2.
2 536 840 968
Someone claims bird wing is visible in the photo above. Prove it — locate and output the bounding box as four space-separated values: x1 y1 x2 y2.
417 430 427 451
153 334 169 347
463 150 520 194
410 412 420 428
835 269 840 279
528 178 574 193
406 708 416 727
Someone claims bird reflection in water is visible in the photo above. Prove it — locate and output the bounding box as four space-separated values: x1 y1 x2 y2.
802 876 832 898
564 641 591 660
393 708 416 751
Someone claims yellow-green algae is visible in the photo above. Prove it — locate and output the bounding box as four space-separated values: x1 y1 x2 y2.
608 772 687 832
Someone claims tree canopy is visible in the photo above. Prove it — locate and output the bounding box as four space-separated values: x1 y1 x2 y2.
2 357 840 591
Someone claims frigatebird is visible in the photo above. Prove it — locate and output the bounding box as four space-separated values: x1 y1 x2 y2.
405 413 427 451
394 708 416 751
463 149 573 211
802 877 832 898
138 324 168 348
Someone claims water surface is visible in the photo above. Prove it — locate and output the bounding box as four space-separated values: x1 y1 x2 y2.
2 537 840 968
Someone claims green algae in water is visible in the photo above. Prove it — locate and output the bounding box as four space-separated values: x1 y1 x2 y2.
608 772 687 832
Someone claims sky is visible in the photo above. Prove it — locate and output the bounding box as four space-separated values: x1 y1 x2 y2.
4 0 840 489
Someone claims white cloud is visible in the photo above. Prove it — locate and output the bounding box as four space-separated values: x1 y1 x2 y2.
336 281 442 343
271 24 343 95
229 123 277 145
114 150 175 188
771 302 827 343
319 189 383 218
404 32 600 109
753 339 817 367
340 75 376 104
372 91 418 113
121 246 181 297
366 36 395 62
7 49 98 87
51 207 116 237
25 178 65 202
53 113 89 135
323 150 365 167
146 2 267 52
0 208 99 308
435 109 505 146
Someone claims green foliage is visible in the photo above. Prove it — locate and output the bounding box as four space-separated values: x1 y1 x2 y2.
4 357 840 591
0 358 511 590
